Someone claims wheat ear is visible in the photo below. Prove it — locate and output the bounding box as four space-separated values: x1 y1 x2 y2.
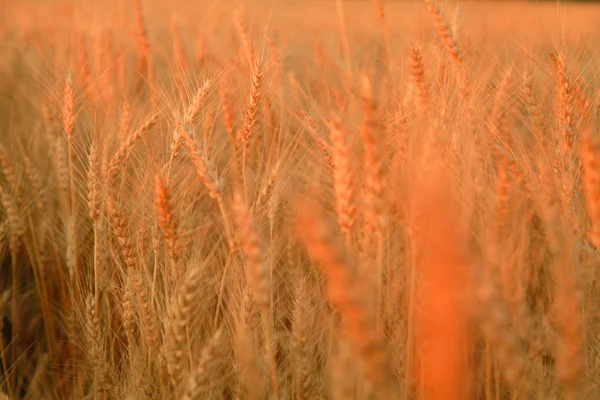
295 197 386 390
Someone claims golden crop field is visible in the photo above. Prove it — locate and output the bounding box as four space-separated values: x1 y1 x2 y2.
0 0 599 398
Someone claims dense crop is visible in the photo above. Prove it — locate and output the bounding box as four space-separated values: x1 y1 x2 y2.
0 0 599 399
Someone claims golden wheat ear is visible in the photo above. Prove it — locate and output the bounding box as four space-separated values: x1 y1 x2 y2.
294 197 387 394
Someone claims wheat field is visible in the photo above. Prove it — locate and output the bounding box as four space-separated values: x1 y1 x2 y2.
0 0 599 398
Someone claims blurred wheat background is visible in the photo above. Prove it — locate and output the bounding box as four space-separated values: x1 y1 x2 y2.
0 0 599 399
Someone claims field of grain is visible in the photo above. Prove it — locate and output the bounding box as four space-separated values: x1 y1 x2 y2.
0 0 599 398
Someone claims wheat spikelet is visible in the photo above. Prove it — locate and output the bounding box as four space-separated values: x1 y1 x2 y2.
106 196 136 269
40 101 53 136
410 48 429 112
0 184 25 375
231 190 278 394
551 53 577 150
424 0 463 65
75 31 92 100
121 277 138 350
171 17 188 94
54 136 70 213
335 0 353 78
133 0 150 92
359 74 386 270
240 63 263 149
328 115 356 244
478 282 528 389
234 291 264 400
239 63 264 199
218 83 235 138
553 238 583 400
572 76 591 124
234 6 255 68
155 174 180 275
302 111 334 173
202 108 215 159
254 160 279 212
88 143 101 222
62 77 75 139
130 267 162 360
232 191 270 309
23 155 46 212
165 262 209 386
0 148 21 205
180 328 225 400
475 263 527 389
183 81 212 125
0 186 24 258
264 28 280 81
105 112 158 179
180 122 234 250
84 295 107 395
295 198 386 388
490 68 513 152
262 94 278 144
331 87 348 113
88 142 102 309
171 80 211 158
494 155 513 241
582 128 600 247
521 71 546 147
291 278 312 400
61 76 81 290
180 125 223 199
331 337 357 399
118 101 131 139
